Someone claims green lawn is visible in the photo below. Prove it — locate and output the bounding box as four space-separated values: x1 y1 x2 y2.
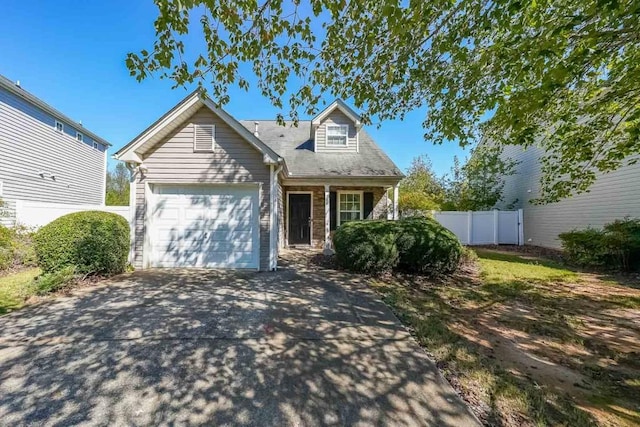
0 268 41 315
370 248 640 427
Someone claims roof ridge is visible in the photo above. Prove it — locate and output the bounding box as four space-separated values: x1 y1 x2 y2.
239 119 312 122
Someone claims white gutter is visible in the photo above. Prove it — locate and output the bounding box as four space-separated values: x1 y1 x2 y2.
269 164 284 270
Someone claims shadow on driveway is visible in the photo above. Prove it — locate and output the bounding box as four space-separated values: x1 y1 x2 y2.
0 253 479 426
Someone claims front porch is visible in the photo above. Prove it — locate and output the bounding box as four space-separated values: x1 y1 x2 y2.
281 182 400 251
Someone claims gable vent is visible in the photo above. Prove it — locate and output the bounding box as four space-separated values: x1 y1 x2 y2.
193 124 215 152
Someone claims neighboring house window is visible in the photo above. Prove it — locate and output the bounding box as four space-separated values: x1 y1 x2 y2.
93 142 99 150
76 132 83 142
54 121 64 133
193 124 215 152
338 192 363 225
326 124 348 146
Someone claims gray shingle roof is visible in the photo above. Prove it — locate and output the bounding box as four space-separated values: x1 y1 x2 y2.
239 121 403 178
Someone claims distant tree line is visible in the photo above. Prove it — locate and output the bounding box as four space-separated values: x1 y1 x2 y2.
105 163 131 206
399 146 518 216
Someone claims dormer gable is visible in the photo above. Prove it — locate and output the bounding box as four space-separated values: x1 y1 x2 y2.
311 100 362 153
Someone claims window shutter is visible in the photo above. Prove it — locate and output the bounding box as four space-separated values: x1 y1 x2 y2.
363 192 374 219
193 124 215 152
330 191 337 230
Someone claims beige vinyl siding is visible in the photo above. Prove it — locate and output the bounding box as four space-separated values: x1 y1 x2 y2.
315 109 358 153
498 144 640 248
133 106 271 270
0 89 105 205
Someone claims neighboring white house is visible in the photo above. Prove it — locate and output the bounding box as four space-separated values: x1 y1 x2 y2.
496 144 640 249
0 74 111 226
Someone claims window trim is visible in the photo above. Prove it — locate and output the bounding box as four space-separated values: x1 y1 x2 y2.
76 132 83 142
193 124 216 152
337 190 364 226
326 124 349 146
54 120 64 133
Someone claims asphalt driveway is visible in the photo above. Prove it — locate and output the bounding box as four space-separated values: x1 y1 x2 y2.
0 251 478 426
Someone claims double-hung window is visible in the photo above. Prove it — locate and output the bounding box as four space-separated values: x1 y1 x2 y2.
338 192 362 225
326 124 348 146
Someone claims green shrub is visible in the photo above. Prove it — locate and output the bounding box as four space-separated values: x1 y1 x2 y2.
34 211 129 275
33 266 76 295
559 218 640 271
0 224 13 270
10 225 37 267
333 220 399 273
559 228 609 268
603 218 640 271
396 217 463 274
333 217 463 275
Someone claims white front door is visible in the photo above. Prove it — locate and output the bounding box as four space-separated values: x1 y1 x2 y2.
149 185 259 269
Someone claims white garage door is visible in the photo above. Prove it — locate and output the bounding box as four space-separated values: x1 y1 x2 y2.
150 185 260 269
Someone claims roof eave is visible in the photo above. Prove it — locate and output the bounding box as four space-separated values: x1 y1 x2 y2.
0 75 112 147
311 99 362 126
114 91 283 165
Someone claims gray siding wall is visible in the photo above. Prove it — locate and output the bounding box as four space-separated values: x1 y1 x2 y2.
133 106 272 270
498 144 640 248
315 109 358 153
0 87 106 205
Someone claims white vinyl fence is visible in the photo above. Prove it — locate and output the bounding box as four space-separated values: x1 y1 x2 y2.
434 209 523 245
8 200 130 228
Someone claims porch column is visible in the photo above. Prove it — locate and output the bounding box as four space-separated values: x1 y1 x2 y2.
392 183 399 220
324 184 331 252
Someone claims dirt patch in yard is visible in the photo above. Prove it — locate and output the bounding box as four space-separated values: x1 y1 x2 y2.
363 248 640 426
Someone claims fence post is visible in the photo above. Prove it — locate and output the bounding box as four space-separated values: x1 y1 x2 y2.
518 208 524 245
493 209 499 245
467 211 473 245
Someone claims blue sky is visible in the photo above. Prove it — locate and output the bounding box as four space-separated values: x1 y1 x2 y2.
0 0 469 175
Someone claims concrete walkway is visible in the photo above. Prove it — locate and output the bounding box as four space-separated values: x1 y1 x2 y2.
0 251 479 426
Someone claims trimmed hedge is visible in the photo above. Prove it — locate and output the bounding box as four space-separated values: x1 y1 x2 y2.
34 211 129 275
395 218 463 274
559 217 640 271
333 221 399 273
333 217 462 275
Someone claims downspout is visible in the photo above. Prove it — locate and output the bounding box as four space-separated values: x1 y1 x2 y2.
270 163 284 271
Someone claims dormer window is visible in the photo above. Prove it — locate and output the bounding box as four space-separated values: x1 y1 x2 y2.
55 121 64 133
326 124 348 146
76 132 83 142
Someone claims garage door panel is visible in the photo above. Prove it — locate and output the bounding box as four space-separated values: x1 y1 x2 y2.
182 239 253 252
201 251 255 267
150 185 259 269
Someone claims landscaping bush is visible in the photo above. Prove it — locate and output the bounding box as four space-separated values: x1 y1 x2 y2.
0 224 13 270
395 217 463 274
32 265 76 295
333 217 463 275
34 211 129 275
603 218 640 271
559 228 609 268
333 220 399 273
559 218 640 271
